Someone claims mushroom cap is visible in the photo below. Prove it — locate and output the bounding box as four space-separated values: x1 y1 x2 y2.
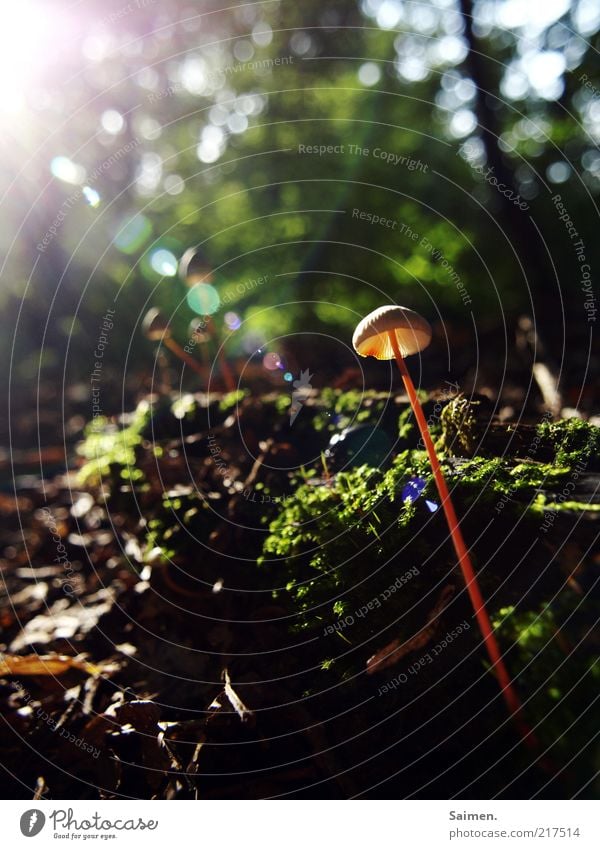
352 305 432 360
188 318 210 343
178 246 212 284
142 307 170 341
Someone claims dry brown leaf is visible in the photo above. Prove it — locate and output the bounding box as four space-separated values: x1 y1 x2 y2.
0 653 99 677
366 585 455 674
223 668 254 724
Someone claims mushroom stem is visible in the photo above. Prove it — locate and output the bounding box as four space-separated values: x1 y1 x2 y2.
163 337 208 379
206 316 236 392
388 331 533 743
167 327 236 391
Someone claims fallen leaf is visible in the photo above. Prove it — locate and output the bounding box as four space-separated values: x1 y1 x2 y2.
0 653 99 677
367 584 455 674
223 669 254 724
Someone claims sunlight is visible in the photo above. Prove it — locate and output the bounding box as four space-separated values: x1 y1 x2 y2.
0 0 55 114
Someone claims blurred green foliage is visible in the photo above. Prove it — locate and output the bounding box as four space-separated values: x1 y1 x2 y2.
2 0 599 401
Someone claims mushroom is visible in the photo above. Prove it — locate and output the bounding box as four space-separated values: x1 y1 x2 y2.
178 245 212 285
188 317 210 368
142 307 207 379
179 247 236 392
353 305 533 743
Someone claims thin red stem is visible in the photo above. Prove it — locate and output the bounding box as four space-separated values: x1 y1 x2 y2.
206 317 236 392
165 337 208 378
166 334 236 392
388 332 535 745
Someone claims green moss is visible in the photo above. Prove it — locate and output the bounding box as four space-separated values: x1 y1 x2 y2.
76 388 599 792
398 406 414 440
144 490 219 563
508 462 569 487
439 394 478 455
312 388 390 433
274 393 292 416
261 451 454 666
219 389 249 412
77 401 151 486
543 500 600 513
537 417 600 467
172 393 198 421
261 447 598 685
493 599 600 780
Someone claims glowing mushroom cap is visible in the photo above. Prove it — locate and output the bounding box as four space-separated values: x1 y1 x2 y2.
142 307 170 341
352 305 432 360
188 318 210 344
179 246 212 284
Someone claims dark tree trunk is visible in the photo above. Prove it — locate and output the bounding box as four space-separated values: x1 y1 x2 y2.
458 0 564 365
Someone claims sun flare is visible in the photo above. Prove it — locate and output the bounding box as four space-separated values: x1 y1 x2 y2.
0 0 55 114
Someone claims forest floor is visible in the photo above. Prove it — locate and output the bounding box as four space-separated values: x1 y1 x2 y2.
1 387 599 799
